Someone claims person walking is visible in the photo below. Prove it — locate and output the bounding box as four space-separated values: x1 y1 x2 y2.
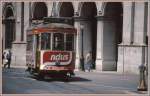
4 50 12 69
3 51 6 66
85 51 93 72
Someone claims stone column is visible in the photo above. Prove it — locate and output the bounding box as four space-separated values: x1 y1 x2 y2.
134 2 146 45
24 2 30 42
12 2 26 67
14 3 22 42
117 2 135 73
95 16 103 71
74 13 80 70
47 2 53 16
148 1 150 94
122 2 134 45
133 2 147 69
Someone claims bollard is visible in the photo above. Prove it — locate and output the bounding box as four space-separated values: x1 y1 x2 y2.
137 64 147 91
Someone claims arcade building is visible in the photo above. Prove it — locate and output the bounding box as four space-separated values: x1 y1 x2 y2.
2 2 149 74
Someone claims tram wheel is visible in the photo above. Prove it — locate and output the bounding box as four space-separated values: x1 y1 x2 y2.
63 74 71 82
36 73 45 80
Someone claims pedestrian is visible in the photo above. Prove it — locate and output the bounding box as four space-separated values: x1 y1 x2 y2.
4 49 12 69
85 51 93 72
2 52 4 60
2 52 6 66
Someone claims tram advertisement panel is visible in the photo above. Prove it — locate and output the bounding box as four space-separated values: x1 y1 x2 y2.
41 51 72 66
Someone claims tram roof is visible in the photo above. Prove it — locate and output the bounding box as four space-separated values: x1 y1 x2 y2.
27 22 76 34
28 22 75 29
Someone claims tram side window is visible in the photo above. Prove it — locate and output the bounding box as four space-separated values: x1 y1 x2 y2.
41 33 51 50
53 33 64 51
66 34 74 51
27 35 33 51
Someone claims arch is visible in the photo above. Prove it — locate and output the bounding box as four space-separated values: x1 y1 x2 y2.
5 7 14 18
3 3 15 19
32 2 48 20
105 2 123 43
79 2 97 17
102 2 123 71
3 4 16 49
104 3 123 18
58 2 74 17
97 2 124 16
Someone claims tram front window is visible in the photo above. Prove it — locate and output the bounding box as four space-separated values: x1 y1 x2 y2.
41 33 51 50
53 33 64 50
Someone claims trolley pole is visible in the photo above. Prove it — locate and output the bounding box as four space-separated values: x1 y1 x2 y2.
80 25 84 71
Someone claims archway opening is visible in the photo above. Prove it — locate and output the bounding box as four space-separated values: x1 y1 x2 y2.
59 2 74 25
33 2 48 20
4 6 15 49
80 2 97 69
103 2 123 71
59 2 74 17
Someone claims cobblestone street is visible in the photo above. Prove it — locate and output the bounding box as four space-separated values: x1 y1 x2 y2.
2 66 147 95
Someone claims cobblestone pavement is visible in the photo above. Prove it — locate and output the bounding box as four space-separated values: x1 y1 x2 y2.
2 66 148 95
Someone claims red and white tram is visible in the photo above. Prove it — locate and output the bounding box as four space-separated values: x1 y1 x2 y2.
26 17 76 79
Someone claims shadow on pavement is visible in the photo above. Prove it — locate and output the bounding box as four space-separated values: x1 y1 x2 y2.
28 75 91 83
68 76 91 82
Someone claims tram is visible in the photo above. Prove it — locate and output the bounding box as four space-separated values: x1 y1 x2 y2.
26 17 76 79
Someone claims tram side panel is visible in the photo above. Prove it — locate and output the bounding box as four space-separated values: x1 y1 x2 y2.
26 34 37 70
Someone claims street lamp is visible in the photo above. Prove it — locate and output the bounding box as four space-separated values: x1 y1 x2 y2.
80 24 85 71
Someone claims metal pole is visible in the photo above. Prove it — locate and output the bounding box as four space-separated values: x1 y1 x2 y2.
123 44 124 74
80 25 84 71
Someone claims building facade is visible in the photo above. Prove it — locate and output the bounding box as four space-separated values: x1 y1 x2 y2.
2 2 149 74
